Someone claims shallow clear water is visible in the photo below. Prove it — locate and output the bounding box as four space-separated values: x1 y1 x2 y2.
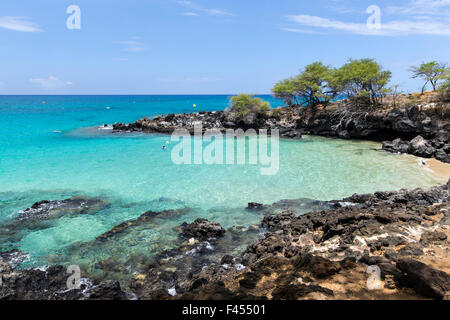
0 95 444 276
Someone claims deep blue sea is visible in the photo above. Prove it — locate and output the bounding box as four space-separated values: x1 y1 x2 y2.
0 95 444 277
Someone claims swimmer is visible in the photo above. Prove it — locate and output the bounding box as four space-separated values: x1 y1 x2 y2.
162 145 167 150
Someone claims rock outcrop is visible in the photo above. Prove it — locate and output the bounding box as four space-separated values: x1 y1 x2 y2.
113 92 449 162
0 261 131 300
18 197 109 221
382 134 450 163
171 180 450 300
180 219 226 241
113 108 303 139
3 182 449 300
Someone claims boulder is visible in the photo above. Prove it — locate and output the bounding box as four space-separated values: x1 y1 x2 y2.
397 258 450 299
88 281 129 300
408 136 435 158
180 219 225 240
261 210 296 231
247 202 263 210
398 244 424 256
420 230 447 245
384 138 410 154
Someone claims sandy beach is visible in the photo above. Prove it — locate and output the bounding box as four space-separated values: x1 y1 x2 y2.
426 158 450 181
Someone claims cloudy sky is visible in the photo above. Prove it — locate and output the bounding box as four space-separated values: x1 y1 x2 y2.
0 0 449 94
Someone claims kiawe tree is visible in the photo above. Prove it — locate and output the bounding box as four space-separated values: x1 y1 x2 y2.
272 59 391 108
272 62 338 108
410 61 448 93
334 58 392 105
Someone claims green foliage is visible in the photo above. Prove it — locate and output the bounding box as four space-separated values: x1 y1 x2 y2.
439 80 450 92
271 108 283 118
334 58 392 105
229 94 270 116
437 72 450 101
272 62 337 107
410 61 448 92
272 59 392 108
408 92 421 105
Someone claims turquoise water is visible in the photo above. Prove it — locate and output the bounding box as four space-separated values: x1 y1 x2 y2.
0 95 445 277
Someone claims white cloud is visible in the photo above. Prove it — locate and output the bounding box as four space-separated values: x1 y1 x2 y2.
286 14 450 36
0 16 42 32
115 40 145 52
124 47 145 52
279 27 326 35
183 12 199 16
29 76 72 89
284 0 450 36
388 0 450 16
178 1 234 16
115 40 142 46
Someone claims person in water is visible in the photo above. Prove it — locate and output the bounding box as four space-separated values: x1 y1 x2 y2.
162 145 167 150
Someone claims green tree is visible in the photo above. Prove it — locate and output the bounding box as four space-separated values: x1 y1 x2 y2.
229 94 270 116
437 70 450 101
410 61 448 93
272 62 337 108
334 58 392 105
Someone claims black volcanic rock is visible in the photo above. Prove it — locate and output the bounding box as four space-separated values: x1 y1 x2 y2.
18 197 109 221
180 218 225 240
397 258 450 299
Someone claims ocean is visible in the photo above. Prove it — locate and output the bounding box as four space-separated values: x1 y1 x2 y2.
0 95 444 278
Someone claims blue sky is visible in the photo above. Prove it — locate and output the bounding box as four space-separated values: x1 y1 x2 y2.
0 0 449 94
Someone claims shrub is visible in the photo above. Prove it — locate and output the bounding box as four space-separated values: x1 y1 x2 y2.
229 94 270 117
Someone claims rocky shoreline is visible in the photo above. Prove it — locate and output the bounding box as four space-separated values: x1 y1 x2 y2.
1 92 449 300
112 91 449 163
1 180 449 300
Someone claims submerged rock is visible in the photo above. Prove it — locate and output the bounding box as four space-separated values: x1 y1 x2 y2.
247 202 263 210
97 208 190 241
18 197 109 221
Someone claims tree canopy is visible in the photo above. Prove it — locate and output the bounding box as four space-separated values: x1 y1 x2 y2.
335 58 392 105
272 62 338 107
410 61 448 92
272 59 392 108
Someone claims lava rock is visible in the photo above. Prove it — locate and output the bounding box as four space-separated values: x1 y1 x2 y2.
180 219 225 240
397 258 450 299
18 197 109 221
247 202 263 210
